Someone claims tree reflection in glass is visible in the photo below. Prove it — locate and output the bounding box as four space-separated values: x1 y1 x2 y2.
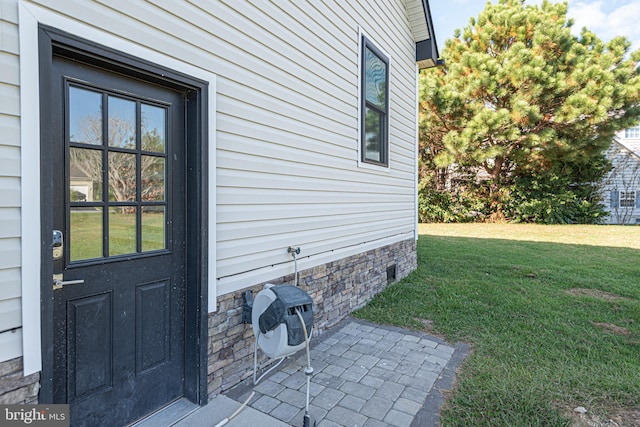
69 87 102 145
68 90 169 257
108 96 136 149
142 104 166 153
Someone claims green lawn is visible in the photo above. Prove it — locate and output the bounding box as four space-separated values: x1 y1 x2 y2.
355 224 640 426
70 210 165 260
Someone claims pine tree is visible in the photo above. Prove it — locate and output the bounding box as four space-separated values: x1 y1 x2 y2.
419 0 640 222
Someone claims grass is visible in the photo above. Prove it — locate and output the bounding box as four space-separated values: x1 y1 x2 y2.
70 210 164 260
354 224 640 426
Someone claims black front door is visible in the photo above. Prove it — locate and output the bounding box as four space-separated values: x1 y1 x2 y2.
49 54 187 426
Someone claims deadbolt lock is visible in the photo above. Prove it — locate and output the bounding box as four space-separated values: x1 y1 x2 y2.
52 230 63 261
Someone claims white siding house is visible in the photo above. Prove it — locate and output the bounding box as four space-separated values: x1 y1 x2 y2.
602 128 640 224
0 0 23 364
1 0 439 424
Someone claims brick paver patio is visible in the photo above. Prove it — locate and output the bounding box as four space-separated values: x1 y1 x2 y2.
226 317 469 427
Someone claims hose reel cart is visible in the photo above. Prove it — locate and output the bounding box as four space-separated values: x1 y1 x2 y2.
245 283 316 427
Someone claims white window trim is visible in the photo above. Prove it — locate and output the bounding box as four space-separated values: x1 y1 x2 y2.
19 1 217 375
619 190 637 208
414 63 419 241
357 27 391 173
624 127 640 139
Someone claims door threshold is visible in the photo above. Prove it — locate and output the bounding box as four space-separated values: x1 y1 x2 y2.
129 398 199 427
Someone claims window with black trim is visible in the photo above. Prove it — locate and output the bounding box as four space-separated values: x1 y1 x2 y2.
361 36 389 166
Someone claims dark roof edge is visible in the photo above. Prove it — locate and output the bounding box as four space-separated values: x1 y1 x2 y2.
416 0 442 69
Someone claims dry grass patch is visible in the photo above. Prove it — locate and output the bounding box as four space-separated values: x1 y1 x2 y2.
591 322 631 336
565 288 630 302
568 407 640 427
419 223 640 250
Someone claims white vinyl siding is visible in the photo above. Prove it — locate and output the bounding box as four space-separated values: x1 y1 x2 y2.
12 0 423 368
212 1 418 291
17 0 418 296
602 139 640 224
0 0 22 362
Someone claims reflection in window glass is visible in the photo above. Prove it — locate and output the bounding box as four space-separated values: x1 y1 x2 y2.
70 147 103 202
142 206 165 251
360 37 388 166
364 107 382 162
141 156 165 201
142 104 166 153
69 87 102 145
108 152 137 201
70 207 103 261
108 96 136 149
67 86 171 261
365 47 387 110
109 207 137 255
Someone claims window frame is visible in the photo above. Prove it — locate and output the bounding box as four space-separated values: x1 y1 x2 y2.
619 191 637 208
21 3 216 387
624 127 640 139
66 82 172 262
359 31 390 169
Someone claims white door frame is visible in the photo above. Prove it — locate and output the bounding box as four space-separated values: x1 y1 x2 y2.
19 0 218 376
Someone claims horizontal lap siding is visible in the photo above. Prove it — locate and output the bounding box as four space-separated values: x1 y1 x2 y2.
23 1 418 295
603 142 640 224
214 1 418 289
0 0 23 361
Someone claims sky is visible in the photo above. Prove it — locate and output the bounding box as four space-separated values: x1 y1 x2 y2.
429 0 640 55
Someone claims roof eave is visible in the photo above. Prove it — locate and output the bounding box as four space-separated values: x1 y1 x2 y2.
415 0 441 70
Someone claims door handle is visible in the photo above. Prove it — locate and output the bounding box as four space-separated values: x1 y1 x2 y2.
53 274 85 290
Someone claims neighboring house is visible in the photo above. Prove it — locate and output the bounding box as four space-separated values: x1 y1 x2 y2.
0 1 439 425
602 128 640 224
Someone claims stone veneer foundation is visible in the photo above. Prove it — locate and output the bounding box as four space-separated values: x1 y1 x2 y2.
206 238 417 397
0 358 40 404
0 239 416 406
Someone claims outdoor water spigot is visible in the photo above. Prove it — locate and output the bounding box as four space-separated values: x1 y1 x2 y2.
288 246 301 256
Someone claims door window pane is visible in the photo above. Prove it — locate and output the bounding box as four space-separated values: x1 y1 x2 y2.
109 207 137 256
141 104 166 153
108 96 136 149
70 207 103 261
68 86 171 262
70 147 103 202
69 87 102 145
108 152 137 201
141 156 165 201
142 206 165 252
